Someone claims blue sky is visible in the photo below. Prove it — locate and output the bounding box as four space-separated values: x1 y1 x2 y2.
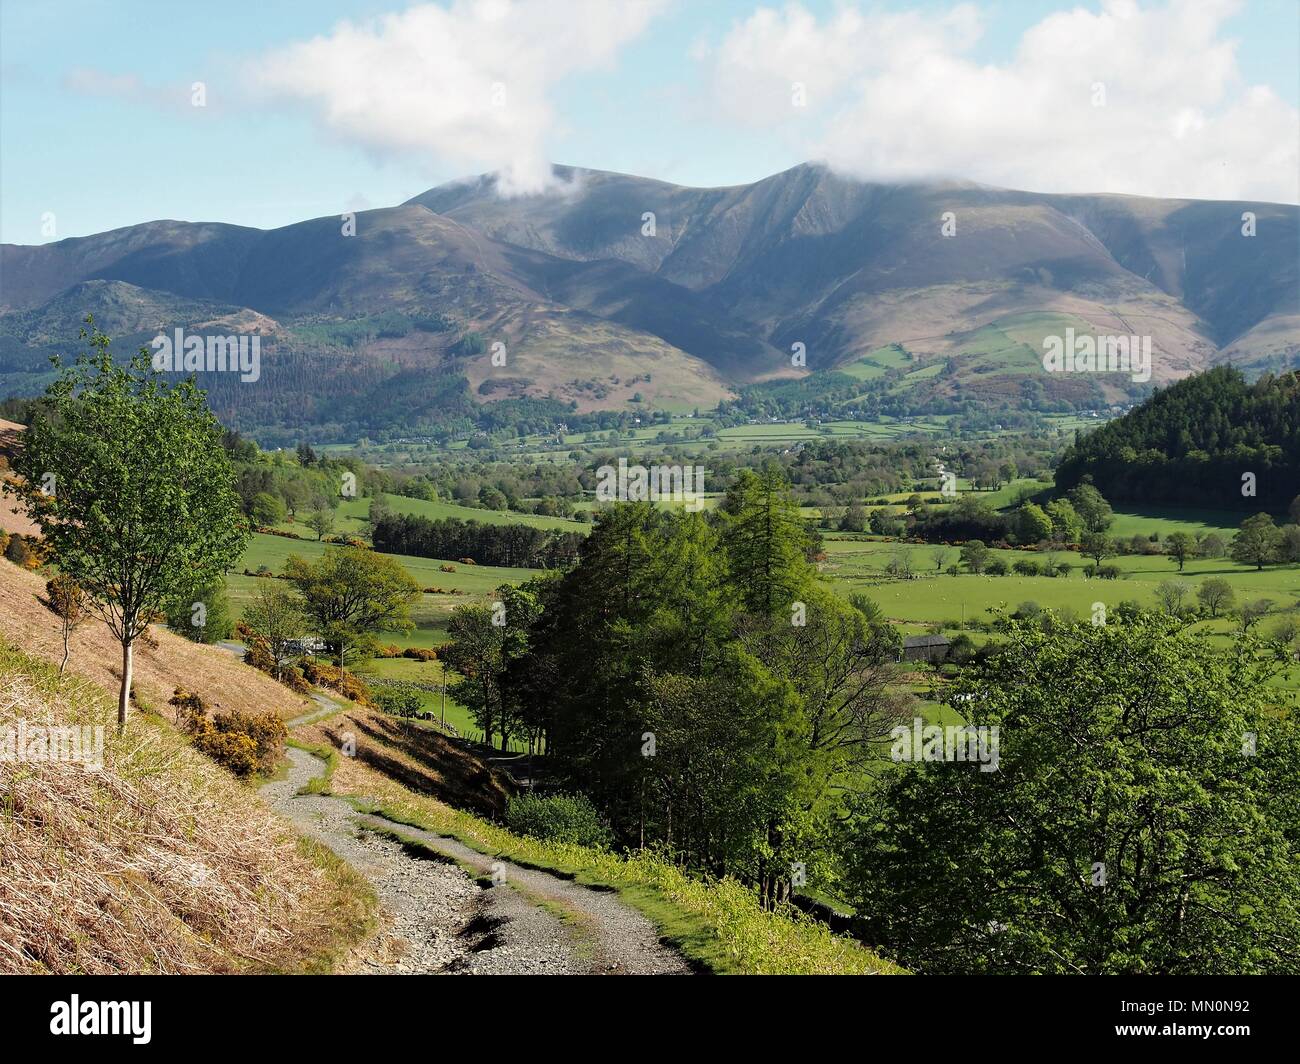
2 0 1297 244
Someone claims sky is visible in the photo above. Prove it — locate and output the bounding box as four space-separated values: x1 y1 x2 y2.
1 0 1298 245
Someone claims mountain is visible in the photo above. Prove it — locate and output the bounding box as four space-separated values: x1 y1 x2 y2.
2 163 1297 442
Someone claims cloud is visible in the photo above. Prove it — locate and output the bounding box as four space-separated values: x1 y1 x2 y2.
62 68 209 114
252 0 666 195
702 0 1300 203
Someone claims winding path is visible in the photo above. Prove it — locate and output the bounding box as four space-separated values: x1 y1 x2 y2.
261 747 690 975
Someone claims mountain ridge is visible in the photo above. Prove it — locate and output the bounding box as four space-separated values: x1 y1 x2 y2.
2 163 1297 441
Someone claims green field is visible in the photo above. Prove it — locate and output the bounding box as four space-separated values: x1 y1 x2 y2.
232 531 536 648
820 535 1300 626
271 491 588 539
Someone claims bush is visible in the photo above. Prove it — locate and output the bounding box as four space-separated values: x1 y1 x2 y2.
5 534 41 569
171 688 287 778
986 559 1009 576
505 792 613 850
1098 565 1122 580
299 659 374 705
402 647 438 661
1013 559 1041 577
375 688 422 718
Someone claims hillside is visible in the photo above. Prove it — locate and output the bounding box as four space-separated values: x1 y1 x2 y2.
1055 366 1300 509
0 616 373 973
0 558 312 722
2 164 1297 442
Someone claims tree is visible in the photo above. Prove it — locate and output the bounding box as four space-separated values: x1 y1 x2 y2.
1067 483 1114 534
1231 513 1282 570
721 468 813 616
840 616 1300 974
9 324 247 729
307 502 336 541
284 546 420 672
45 573 85 675
1290 494 1300 525
165 577 233 644
1156 580 1192 618
1196 577 1235 619
1198 533 1227 559
840 501 867 533
1015 502 1052 545
960 539 990 574
1238 598 1273 634
1279 524 1300 564
445 583 543 751
930 545 954 573
1081 531 1113 569
1165 531 1195 571
366 494 393 537
242 581 308 680
250 491 285 527
1046 498 1083 544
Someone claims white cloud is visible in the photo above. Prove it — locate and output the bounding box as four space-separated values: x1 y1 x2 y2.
703 0 1300 203
252 0 666 195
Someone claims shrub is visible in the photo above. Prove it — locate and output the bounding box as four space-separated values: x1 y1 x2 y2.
5 534 41 569
375 688 422 718
1013 559 1041 577
985 559 1009 576
299 659 374 705
1098 565 1122 580
439 563 456 573
402 647 438 661
170 688 287 778
243 635 278 675
505 792 613 849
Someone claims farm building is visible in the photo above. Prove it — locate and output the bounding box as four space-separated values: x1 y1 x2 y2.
901 634 951 664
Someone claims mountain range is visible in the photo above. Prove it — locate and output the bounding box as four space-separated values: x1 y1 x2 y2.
2 163 1297 442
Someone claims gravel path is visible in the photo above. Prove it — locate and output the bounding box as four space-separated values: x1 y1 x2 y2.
358 812 691 975
261 748 688 974
286 691 346 728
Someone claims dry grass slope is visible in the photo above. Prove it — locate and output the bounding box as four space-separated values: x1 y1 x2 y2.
0 641 376 973
0 559 312 722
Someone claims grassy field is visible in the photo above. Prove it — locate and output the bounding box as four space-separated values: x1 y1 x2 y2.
231 531 537 647
271 491 587 539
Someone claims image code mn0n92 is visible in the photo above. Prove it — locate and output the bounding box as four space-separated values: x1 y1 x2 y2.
0 0 1297 1041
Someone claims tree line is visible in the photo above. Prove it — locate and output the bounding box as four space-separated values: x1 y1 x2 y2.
372 513 585 569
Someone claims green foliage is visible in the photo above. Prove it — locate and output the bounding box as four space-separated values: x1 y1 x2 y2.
483 471 905 902
164 578 234 644
241 580 308 679
504 792 613 849
842 616 1300 974
374 687 423 718
1015 502 1052 544
250 491 286 526
1057 367 1300 510
1231 512 1284 569
9 322 248 727
284 545 420 669
960 539 990 573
